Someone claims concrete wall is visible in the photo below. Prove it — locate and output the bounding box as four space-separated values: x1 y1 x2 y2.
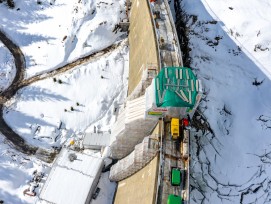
114 155 158 204
128 0 159 95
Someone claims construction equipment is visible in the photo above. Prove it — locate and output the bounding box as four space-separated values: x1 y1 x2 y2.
171 118 180 140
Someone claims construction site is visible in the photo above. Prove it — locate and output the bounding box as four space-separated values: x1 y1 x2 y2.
38 0 202 203
109 0 202 203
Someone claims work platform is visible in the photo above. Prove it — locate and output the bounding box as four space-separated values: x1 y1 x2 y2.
156 120 190 204
151 0 183 68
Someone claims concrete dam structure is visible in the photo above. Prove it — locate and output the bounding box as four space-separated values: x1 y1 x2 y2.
110 0 183 160
109 0 202 203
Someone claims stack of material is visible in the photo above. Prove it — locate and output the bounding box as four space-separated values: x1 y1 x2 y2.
109 136 158 181
110 95 157 159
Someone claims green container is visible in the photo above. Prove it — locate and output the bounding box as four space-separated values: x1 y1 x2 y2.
171 168 181 186
167 194 182 204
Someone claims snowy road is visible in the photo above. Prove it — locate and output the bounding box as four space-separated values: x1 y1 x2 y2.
0 30 37 154
0 30 25 102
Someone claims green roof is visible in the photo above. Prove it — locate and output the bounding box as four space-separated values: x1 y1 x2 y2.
155 67 199 108
171 168 181 185
167 194 182 204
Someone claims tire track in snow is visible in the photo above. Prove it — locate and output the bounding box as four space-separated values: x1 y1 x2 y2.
0 30 37 155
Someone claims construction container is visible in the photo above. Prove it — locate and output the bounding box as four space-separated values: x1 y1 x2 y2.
171 118 180 140
171 168 181 186
167 194 182 204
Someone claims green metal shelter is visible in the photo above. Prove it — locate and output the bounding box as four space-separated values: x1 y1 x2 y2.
145 67 201 118
155 67 199 109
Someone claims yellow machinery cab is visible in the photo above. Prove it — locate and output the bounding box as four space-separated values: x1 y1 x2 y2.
171 118 180 140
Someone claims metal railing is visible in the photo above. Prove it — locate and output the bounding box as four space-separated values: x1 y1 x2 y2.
163 0 184 67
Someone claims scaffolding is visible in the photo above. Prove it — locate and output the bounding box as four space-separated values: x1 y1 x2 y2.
110 95 157 159
109 136 158 181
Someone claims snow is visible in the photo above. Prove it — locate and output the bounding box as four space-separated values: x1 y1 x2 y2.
3 42 128 149
0 134 48 204
39 148 104 204
41 167 95 204
91 172 117 204
201 0 271 79
0 0 127 78
0 41 15 92
180 0 271 203
83 132 111 149
1 0 271 203
56 148 103 175
0 0 128 203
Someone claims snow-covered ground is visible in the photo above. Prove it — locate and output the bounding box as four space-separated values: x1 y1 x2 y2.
0 41 15 92
0 0 128 203
91 172 117 204
0 134 116 204
180 0 271 203
4 43 128 149
0 0 127 78
0 133 49 204
2 0 271 203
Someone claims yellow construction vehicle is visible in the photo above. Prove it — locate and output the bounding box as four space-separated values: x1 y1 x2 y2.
171 118 180 140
